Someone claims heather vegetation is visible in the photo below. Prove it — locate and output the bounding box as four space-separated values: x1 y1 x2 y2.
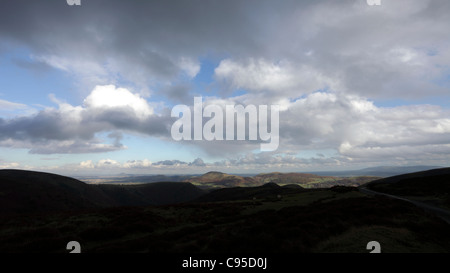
1 169 450 253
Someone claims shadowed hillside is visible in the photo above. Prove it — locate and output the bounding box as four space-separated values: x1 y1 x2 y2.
194 182 306 202
1 184 450 253
0 169 205 216
0 169 115 215
96 182 205 206
365 167 450 209
2 168 450 253
252 172 377 188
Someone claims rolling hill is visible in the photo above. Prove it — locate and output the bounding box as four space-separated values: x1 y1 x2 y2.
193 182 306 202
2 168 450 253
0 169 114 215
253 172 343 187
364 167 450 209
0 169 205 216
96 182 205 206
183 171 261 188
183 171 377 189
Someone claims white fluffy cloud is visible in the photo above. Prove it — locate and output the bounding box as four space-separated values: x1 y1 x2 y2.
84 85 154 119
279 91 450 164
214 58 339 100
0 85 168 154
1 0 450 172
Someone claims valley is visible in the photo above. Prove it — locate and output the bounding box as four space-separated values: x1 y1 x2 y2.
1 167 450 253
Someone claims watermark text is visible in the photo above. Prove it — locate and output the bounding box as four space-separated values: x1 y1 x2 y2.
171 97 279 151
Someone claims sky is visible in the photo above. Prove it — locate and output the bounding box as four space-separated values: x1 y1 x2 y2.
0 0 450 176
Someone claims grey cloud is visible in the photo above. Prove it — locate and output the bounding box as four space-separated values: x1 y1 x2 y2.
154 159 187 166
86 107 171 136
160 84 192 104
2 0 449 101
1 0 450 167
28 140 124 154
277 92 450 163
0 0 279 92
189 158 206 167
107 131 124 148
0 95 172 154
12 58 53 74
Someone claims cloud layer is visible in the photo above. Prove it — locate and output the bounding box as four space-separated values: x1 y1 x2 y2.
0 85 170 154
2 0 449 100
1 0 450 173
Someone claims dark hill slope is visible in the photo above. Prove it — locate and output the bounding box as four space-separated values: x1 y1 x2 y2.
96 182 205 206
0 169 115 215
194 182 306 202
364 167 450 207
0 169 206 216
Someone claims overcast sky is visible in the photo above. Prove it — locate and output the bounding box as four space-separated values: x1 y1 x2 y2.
0 0 449 176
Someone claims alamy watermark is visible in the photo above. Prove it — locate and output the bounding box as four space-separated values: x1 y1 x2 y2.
66 0 380 7
367 0 381 6
171 97 279 152
66 0 81 5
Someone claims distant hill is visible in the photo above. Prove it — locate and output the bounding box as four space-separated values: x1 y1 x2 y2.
252 172 377 188
78 174 194 184
194 182 306 202
3 169 450 253
183 171 261 188
183 171 376 189
0 169 205 216
253 172 341 187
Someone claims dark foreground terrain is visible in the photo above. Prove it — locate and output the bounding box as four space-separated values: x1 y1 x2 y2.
1 168 450 253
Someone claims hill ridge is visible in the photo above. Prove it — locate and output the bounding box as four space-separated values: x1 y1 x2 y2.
0 169 204 215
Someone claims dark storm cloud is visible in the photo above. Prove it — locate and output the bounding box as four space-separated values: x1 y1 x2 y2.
2 0 450 100
0 107 168 142
0 0 284 87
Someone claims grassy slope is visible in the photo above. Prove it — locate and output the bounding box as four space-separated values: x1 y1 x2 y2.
96 182 205 206
1 185 449 253
184 171 379 189
183 171 261 188
366 167 450 209
0 170 205 216
2 169 450 253
0 169 115 215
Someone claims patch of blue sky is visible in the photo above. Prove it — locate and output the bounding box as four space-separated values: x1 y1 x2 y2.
373 97 450 108
0 147 69 168
102 133 206 164
191 58 221 96
0 47 74 107
294 149 338 159
0 147 31 164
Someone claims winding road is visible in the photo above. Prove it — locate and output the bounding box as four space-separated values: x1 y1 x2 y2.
359 187 450 224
